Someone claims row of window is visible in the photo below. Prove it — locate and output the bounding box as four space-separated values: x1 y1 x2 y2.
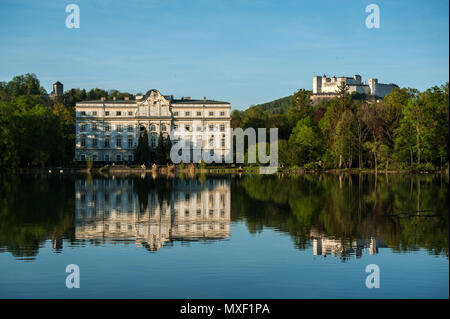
80 136 227 148
79 123 228 132
80 154 133 162
78 223 227 232
79 110 228 117
173 111 227 117
80 136 134 148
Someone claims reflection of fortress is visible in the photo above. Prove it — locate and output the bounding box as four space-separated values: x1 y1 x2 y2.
310 228 387 258
75 177 231 251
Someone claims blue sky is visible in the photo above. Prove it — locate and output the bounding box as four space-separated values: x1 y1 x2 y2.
0 0 448 109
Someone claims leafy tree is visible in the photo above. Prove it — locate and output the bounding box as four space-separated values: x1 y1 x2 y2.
333 110 358 168
289 117 324 165
134 129 150 164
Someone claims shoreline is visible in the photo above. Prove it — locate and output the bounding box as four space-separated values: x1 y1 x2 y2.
1 165 449 176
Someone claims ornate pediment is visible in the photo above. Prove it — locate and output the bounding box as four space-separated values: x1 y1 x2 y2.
136 89 170 117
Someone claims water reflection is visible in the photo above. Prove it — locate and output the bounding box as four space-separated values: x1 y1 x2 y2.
310 227 387 260
75 177 230 251
0 173 448 261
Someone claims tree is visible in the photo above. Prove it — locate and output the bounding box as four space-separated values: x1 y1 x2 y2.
134 129 150 164
155 134 165 164
164 137 172 164
289 117 324 165
361 103 383 171
333 110 358 168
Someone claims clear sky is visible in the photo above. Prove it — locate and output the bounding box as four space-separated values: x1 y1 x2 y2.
0 0 448 109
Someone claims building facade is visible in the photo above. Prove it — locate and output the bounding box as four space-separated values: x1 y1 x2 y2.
75 89 231 163
311 74 398 103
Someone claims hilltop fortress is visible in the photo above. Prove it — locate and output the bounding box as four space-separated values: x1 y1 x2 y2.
311 74 398 103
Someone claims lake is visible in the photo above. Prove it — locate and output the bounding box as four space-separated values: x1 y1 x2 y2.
0 173 448 298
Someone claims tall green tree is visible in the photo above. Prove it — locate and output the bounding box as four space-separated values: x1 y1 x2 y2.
134 129 150 165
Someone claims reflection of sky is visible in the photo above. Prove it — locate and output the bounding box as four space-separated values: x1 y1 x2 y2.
0 222 447 298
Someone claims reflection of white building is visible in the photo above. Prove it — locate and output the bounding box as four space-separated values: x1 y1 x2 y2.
310 228 387 258
75 177 231 251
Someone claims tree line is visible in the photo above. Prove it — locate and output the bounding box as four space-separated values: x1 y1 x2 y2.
1 73 448 170
0 73 137 168
231 82 449 171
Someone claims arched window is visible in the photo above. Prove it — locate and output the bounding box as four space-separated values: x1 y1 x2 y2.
161 124 166 132
150 124 156 131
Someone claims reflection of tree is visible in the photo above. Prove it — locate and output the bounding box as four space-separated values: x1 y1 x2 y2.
0 174 75 259
133 176 173 212
232 174 449 257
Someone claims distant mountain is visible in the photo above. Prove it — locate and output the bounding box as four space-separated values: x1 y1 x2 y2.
247 95 292 114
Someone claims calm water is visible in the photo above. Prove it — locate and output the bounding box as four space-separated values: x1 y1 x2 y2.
0 173 448 299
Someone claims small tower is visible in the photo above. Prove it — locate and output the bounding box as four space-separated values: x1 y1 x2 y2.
368 78 378 96
313 76 322 94
53 81 63 96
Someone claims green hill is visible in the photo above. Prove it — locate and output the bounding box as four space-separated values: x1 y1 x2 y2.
248 95 292 114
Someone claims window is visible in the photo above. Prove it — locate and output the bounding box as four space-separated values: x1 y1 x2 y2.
197 111 201 116
185 125 191 131
92 123 97 131
93 154 98 161
221 138 225 147
116 137 122 147
80 124 87 132
116 111 121 116
105 111 110 116
116 154 121 161
185 111 190 116
174 111 179 116
92 111 98 116
128 155 133 161
104 154 110 161
150 124 156 132
81 136 86 147
220 124 225 132
81 111 86 116
161 124 167 132
127 137 133 148
197 210 201 216
151 136 157 148
104 137 110 148
209 124 214 131
105 124 110 132
140 126 145 132
80 154 86 161
92 138 97 147
128 111 133 116
209 111 214 116
116 125 122 132
127 125 133 132
220 111 225 116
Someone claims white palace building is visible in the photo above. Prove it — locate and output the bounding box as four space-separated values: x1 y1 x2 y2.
75 89 231 163
311 74 398 103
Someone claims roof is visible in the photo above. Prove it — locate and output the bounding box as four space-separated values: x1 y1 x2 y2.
77 100 136 104
77 98 229 105
53 81 63 85
171 99 229 104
